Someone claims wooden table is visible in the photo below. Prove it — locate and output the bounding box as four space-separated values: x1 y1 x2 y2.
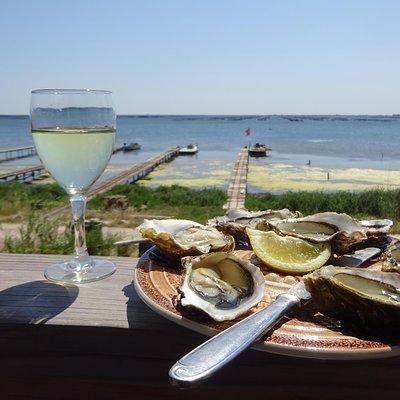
0 253 399 400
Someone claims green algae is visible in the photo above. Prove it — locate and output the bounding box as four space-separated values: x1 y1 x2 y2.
248 164 400 192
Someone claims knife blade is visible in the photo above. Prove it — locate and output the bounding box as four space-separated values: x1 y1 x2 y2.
169 247 381 388
332 247 381 267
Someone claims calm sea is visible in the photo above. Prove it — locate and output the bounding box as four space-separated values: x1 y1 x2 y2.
1 114 400 170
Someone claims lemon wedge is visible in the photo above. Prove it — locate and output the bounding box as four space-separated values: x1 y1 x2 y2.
246 228 331 275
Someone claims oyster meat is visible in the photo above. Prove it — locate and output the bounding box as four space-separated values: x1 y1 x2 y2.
304 265 400 336
209 208 302 246
264 212 374 254
179 252 266 321
139 219 235 257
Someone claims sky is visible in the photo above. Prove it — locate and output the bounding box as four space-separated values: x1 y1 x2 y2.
1 0 400 115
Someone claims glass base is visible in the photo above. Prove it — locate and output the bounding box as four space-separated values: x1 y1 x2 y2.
44 257 116 284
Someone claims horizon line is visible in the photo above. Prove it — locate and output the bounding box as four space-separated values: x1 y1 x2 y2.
1 113 399 117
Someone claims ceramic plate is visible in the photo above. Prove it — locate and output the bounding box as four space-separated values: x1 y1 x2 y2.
134 248 400 360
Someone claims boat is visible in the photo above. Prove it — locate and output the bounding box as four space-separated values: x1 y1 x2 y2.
249 143 271 157
122 142 141 151
179 144 198 155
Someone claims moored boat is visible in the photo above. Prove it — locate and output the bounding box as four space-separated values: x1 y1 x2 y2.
122 142 141 151
179 143 198 155
249 143 271 157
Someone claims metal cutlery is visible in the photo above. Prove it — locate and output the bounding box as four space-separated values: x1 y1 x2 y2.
169 247 381 387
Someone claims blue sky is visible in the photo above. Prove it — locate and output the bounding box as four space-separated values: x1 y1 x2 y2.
1 0 399 114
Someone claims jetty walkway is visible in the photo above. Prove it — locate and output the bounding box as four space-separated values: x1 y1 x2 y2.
0 146 36 163
0 145 128 182
223 147 249 210
0 164 46 183
45 147 180 217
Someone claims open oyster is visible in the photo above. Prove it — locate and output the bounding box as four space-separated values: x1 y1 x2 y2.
138 219 235 257
208 208 302 246
304 266 400 336
263 212 374 254
179 252 265 321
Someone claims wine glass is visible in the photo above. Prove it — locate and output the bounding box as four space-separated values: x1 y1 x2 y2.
30 89 116 284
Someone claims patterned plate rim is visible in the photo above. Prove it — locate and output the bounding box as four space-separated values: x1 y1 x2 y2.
134 248 400 360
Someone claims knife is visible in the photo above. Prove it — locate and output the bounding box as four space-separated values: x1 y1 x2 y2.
169 247 381 388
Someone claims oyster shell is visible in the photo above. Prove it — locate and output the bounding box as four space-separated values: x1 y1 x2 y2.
264 212 373 254
208 208 302 246
138 219 235 257
359 218 393 233
383 241 400 273
179 252 266 321
304 265 400 336
265 220 338 243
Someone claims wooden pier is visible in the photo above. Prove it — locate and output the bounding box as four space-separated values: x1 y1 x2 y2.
0 146 36 163
45 147 180 217
0 145 172 184
0 144 124 167
223 147 249 210
112 145 125 154
89 147 179 196
0 164 46 183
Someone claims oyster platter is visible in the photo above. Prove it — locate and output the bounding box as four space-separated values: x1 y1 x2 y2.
134 209 400 359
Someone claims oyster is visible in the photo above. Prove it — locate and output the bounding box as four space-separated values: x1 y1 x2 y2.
264 212 372 254
304 266 400 336
179 252 265 321
265 220 338 243
383 242 400 273
138 219 235 257
208 208 302 246
359 218 393 233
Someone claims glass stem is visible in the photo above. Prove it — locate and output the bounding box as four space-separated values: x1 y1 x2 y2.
70 193 88 260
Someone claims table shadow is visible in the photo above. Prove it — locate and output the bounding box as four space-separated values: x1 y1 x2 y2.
0 280 79 324
122 283 136 328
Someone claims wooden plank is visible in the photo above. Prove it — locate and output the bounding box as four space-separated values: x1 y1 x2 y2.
0 146 36 153
0 146 37 163
0 164 46 181
0 253 184 330
223 147 249 210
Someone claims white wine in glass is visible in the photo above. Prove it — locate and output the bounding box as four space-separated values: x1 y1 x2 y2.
32 128 115 191
30 89 117 284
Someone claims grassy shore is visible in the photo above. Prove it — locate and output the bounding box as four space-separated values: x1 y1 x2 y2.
245 189 400 221
88 184 227 223
0 182 67 222
1 182 398 222
2 183 400 255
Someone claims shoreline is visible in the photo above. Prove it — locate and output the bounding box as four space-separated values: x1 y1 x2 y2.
137 159 400 193
2 159 400 193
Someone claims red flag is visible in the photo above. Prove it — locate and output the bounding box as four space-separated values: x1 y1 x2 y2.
244 127 251 136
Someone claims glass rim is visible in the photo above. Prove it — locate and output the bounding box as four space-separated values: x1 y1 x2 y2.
31 88 112 95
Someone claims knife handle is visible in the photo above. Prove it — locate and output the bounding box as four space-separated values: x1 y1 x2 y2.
169 293 300 388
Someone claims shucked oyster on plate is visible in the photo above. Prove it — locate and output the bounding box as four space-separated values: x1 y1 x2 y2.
179 252 266 321
138 219 235 257
304 265 400 337
261 212 386 254
208 208 302 246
